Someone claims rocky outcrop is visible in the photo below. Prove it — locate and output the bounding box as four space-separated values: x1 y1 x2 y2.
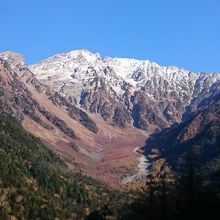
38 107 76 139
80 86 132 128
131 91 169 132
49 91 98 133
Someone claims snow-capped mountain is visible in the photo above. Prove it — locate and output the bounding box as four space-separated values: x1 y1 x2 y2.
29 49 220 132
1 50 220 188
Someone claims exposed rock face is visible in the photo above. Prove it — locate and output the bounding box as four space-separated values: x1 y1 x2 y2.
80 87 132 128
29 49 220 132
48 92 98 133
131 91 168 131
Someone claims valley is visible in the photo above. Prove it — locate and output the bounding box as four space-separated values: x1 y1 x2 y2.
0 50 220 219
1 50 220 188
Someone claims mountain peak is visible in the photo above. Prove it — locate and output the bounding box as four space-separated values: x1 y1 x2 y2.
0 51 25 66
68 49 101 63
45 49 102 66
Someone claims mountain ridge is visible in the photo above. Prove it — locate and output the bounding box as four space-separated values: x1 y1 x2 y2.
26 49 220 132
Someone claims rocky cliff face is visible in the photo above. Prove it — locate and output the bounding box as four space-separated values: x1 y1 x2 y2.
29 49 220 132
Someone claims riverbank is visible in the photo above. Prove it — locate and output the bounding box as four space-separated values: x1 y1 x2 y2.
122 146 150 184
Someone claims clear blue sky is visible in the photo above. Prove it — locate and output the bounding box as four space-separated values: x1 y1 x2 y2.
0 0 220 72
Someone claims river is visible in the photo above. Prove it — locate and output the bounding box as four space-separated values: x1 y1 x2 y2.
122 147 150 184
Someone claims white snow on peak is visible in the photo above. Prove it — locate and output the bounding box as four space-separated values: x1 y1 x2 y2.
0 51 25 66
29 49 220 106
68 49 101 64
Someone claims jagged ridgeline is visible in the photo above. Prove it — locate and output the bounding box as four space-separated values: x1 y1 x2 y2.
29 49 220 132
0 113 123 219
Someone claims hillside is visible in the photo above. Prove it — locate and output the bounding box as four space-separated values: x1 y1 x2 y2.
145 97 220 180
0 113 128 219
